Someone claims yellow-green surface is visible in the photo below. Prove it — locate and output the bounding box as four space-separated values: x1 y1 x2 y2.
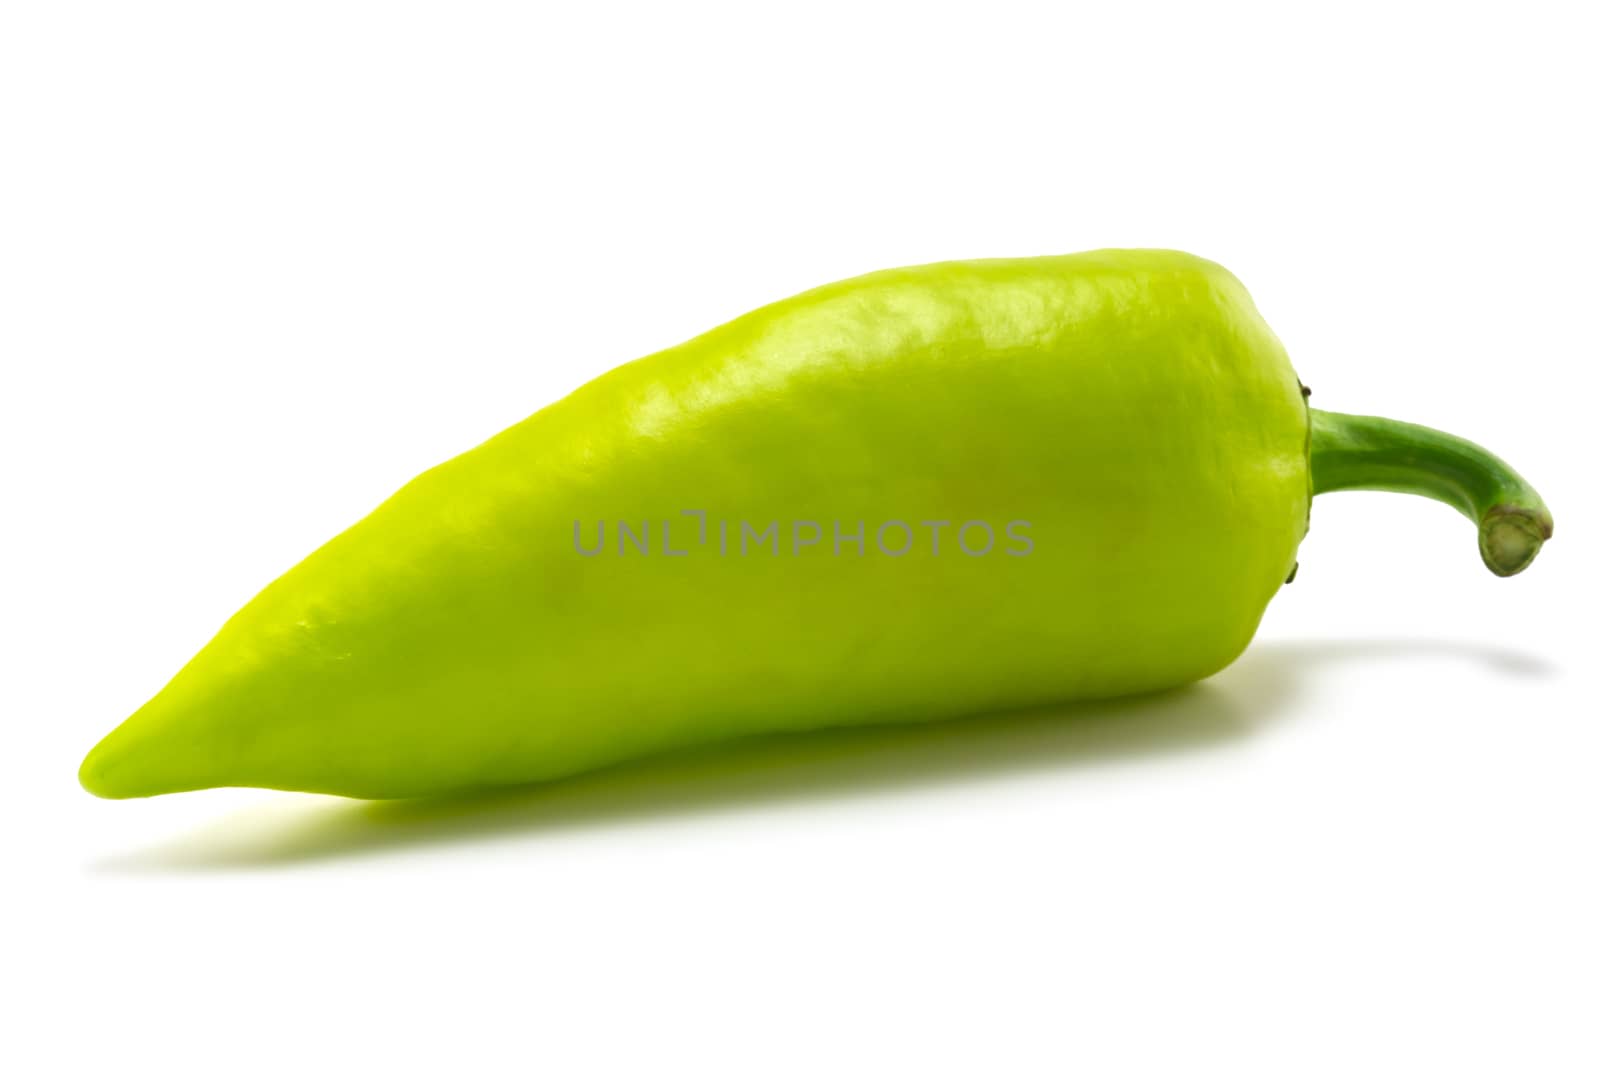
82 250 1314 799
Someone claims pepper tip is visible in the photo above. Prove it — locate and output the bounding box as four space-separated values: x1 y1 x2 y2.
78 739 123 799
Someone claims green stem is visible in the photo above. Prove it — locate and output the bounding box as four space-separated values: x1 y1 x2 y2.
1309 409 1553 577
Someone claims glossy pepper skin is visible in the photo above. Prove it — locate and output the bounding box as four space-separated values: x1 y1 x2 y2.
79 250 1549 800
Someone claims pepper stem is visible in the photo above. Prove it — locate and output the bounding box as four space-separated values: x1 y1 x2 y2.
1308 408 1553 577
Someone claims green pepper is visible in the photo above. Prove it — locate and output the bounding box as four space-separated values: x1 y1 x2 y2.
79 249 1552 800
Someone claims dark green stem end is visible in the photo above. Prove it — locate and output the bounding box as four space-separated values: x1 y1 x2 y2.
1479 504 1554 577
1309 409 1553 577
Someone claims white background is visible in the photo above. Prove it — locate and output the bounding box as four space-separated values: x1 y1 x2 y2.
3 2 1596 1064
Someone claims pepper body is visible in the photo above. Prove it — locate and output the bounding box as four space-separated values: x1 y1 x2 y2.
82 250 1311 799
